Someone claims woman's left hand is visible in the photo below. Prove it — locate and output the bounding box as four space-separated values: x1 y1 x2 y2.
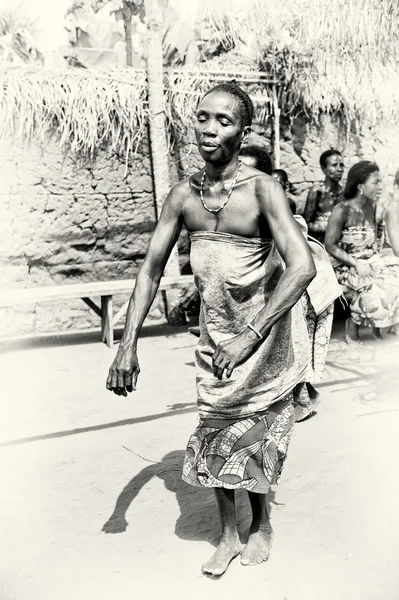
212 328 261 380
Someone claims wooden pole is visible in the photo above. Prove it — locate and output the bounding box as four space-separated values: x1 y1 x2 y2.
144 0 180 312
272 85 281 169
122 2 133 67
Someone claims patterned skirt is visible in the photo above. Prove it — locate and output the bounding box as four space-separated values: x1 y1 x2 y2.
182 393 295 494
335 256 399 328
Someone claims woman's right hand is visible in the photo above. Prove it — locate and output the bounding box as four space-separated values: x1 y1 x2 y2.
355 260 371 278
106 344 140 397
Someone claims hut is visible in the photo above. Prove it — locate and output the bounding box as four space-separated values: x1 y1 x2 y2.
1 0 399 337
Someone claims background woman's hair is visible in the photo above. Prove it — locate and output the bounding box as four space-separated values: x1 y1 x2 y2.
272 168 289 185
203 81 254 127
239 144 273 175
343 160 379 199
394 169 399 187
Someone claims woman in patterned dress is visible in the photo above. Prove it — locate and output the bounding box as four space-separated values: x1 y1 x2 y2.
325 161 399 344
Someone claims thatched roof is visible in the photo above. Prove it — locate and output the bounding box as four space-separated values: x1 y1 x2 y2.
0 62 277 157
200 0 399 124
0 64 148 157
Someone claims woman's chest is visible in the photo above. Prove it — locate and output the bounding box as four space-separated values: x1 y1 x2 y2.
345 206 375 228
318 190 341 212
182 192 269 238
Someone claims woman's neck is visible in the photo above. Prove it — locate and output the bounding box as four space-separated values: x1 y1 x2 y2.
205 156 240 186
324 177 341 192
352 194 373 210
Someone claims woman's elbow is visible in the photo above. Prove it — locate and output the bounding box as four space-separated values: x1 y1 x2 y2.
306 260 317 284
324 240 336 257
294 257 316 285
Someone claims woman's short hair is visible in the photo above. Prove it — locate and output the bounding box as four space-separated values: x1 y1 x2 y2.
271 168 289 185
343 160 379 199
320 149 342 170
239 144 273 175
203 81 254 127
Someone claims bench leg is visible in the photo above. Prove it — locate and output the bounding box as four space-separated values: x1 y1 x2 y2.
101 295 113 347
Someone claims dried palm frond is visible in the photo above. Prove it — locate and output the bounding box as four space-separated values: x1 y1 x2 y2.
0 64 148 159
200 0 399 124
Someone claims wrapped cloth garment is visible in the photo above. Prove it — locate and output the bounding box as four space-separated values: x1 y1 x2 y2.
332 226 399 328
183 229 337 492
293 216 339 421
183 391 296 494
295 215 342 316
188 231 310 420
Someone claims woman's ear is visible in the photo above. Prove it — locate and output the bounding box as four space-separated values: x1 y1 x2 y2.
241 126 251 145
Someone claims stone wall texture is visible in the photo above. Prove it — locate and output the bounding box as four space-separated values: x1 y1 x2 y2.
0 138 162 337
2 115 399 338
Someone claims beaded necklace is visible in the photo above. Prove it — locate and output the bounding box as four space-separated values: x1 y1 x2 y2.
200 160 242 214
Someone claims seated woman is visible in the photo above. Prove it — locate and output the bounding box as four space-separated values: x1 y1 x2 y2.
325 161 399 344
303 149 344 243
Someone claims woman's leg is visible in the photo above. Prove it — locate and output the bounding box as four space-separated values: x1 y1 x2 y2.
241 491 274 566
345 317 362 344
390 323 399 336
202 488 242 576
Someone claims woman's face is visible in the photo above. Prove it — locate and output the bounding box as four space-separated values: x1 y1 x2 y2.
360 171 382 202
323 154 344 182
195 92 249 164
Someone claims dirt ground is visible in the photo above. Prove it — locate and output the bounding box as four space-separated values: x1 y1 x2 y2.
1 321 399 600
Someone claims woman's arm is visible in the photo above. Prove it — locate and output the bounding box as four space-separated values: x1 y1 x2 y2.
212 177 316 380
251 177 316 336
385 202 399 256
303 187 320 224
106 183 185 394
119 188 184 349
324 204 357 268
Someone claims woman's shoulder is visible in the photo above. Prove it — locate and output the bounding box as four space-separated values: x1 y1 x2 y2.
332 199 350 213
306 182 323 198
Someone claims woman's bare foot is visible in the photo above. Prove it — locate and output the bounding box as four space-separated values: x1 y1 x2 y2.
345 318 362 345
241 526 274 566
371 327 382 341
202 535 242 576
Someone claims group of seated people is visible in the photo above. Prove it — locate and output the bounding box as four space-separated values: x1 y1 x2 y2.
169 144 399 344
304 149 399 343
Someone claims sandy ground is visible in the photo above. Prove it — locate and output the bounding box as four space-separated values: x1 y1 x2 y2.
1 321 399 600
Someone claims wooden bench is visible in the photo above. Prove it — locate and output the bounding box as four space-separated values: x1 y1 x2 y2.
0 275 194 347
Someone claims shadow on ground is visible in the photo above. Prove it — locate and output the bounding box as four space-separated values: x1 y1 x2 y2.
0 323 189 354
102 450 276 547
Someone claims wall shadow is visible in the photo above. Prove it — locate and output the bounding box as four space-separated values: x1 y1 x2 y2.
102 450 276 547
